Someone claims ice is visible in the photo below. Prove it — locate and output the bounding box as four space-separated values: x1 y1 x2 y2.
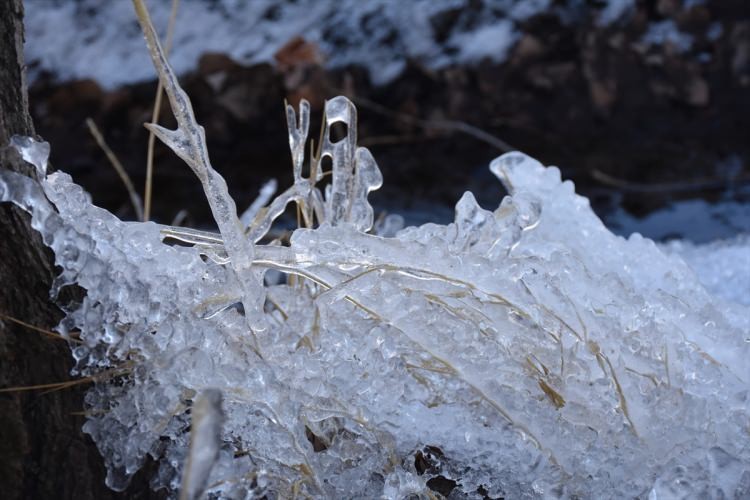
9 135 49 179
3 94 750 498
239 179 277 229
318 96 382 231
181 389 224 500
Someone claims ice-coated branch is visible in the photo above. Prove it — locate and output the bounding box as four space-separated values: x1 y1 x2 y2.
180 389 224 500
286 99 310 184
132 0 266 350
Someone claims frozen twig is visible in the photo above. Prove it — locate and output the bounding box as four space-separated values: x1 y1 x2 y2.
180 389 224 500
132 0 266 353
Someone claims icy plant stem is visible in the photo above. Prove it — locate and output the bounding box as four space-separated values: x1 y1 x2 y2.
180 389 223 500
132 0 265 352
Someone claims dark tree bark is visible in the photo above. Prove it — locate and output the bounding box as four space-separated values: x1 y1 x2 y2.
0 2 161 498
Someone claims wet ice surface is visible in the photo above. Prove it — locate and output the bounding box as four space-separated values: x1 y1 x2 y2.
2 130 749 498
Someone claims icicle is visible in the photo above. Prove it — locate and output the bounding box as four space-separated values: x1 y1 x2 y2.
10 135 50 179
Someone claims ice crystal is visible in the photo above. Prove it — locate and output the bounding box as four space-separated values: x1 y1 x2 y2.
2 123 749 498
1 5 748 494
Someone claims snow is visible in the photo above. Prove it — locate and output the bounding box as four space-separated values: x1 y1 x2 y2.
608 197 750 243
2 122 749 497
24 0 522 88
663 235 750 306
597 0 636 26
449 21 518 64
641 20 694 53
24 0 641 89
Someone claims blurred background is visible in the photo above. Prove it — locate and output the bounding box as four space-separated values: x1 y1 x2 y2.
23 0 750 242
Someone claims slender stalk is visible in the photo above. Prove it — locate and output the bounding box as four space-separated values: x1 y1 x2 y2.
86 118 144 220
132 0 264 355
143 0 180 222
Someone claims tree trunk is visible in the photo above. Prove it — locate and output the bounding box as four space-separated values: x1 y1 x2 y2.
0 2 161 498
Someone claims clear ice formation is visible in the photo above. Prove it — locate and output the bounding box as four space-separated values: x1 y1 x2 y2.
1 108 749 498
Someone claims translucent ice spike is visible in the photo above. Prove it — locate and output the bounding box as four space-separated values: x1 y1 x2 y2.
239 179 277 229
349 147 383 231
132 0 266 348
318 97 382 231
286 99 311 184
321 96 358 226
10 135 50 179
0 169 58 241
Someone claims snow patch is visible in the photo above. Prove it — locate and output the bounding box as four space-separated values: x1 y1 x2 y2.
641 20 694 53
24 0 661 88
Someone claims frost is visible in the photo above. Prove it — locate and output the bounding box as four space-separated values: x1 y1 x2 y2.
3 8 750 496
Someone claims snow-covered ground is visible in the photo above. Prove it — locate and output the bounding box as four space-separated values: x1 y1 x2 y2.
22 0 684 89
24 0 529 88
663 235 750 306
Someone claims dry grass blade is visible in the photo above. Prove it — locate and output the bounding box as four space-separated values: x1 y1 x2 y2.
0 379 93 394
0 365 132 395
346 93 515 152
86 118 144 220
144 0 181 222
0 311 81 343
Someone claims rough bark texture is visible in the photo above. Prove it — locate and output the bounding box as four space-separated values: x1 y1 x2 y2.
0 1 161 498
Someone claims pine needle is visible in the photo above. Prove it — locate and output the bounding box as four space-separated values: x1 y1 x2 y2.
0 365 131 395
0 311 81 344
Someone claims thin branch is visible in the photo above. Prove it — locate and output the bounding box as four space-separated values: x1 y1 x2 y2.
133 0 265 354
591 168 750 194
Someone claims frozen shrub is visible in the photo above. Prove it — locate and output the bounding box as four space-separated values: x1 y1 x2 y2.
0 2 748 498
